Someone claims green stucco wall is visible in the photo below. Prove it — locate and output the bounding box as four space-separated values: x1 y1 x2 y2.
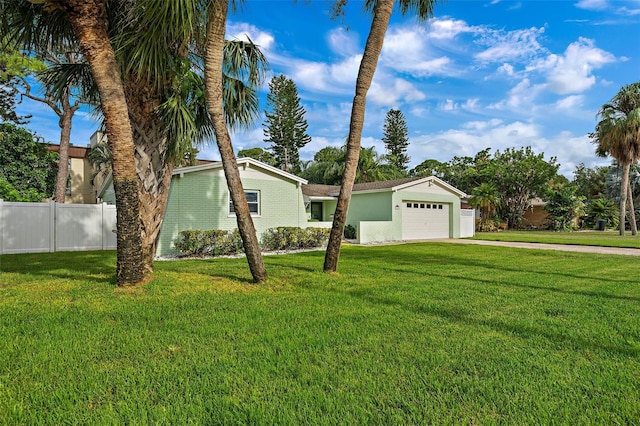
314 186 462 242
156 168 307 256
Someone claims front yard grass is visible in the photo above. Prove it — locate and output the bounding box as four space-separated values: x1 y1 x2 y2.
472 229 640 248
1 244 639 424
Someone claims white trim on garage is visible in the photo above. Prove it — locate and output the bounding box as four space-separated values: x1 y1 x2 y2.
402 201 450 240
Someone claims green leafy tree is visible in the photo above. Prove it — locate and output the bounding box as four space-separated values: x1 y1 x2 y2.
491 147 559 229
263 74 311 174
0 123 58 201
238 147 277 166
409 158 447 178
591 82 640 236
355 146 388 183
442 148 493 194
381 108 410 174
572 163 609 200
542 184 585 231
300 146 346 185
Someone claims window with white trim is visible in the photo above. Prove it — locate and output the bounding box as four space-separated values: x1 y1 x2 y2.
229 190 260 215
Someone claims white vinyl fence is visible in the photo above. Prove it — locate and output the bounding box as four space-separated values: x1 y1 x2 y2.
460 209 476 238
0 200 117 254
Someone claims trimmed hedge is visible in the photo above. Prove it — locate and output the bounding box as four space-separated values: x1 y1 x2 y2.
173 229 243 257
261 227 330 251
173 227 330 257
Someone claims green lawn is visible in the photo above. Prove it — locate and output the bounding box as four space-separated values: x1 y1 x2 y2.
1 244 639 424
472 230 640 248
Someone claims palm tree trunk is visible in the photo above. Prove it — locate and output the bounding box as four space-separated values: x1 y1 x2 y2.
125 79 173 273
628 181 637 235
324 0 394 273
204 0 267 283
61 0 144 285
619 162 630 236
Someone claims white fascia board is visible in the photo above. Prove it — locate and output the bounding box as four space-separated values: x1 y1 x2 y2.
172 157 308 185
392 176 467 198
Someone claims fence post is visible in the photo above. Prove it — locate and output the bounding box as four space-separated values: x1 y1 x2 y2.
0 199 4 255
50 201 56 253
101 202 107 251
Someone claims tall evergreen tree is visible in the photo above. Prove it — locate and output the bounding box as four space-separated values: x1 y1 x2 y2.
382 108 410 173
263 74 311 173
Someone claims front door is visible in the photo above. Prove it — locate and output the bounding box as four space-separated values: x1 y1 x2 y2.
310 202 323 221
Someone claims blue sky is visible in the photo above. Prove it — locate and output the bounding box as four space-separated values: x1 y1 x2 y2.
16 0 640 177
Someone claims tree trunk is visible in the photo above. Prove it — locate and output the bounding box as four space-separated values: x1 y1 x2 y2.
324 0 395 273
619 161 630 236
628 181 637 236
61 0 144 285
53 91 77 203
204 0 267 283
125 79 173 273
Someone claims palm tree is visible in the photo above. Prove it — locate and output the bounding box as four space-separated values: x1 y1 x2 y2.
324 0 439 272
4 1 145 285
469 183 500 231
110 1 267 274
592 82 640 236
355 146 388 183
204 0 267 282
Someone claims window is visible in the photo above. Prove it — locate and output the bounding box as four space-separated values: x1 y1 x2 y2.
406 203 412 208
438 204 443 210
229 191 259 215
426 204 431 209
413 203 419 208
420 203 425 209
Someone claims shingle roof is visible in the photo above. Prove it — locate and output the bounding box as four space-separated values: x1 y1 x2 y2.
302 177 425 197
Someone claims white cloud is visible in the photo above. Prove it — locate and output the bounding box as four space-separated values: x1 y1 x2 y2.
440 99 458 111
530 37 616 94
462 98 480 110
497 63 515 76
368 77 426 106
554 95 585 111
427 18 475 40
407 120 602 177
475 26 546 63
489 78 545 110
575 0 609 11
226 22 275 52
379 24 456 77
327 28 360 57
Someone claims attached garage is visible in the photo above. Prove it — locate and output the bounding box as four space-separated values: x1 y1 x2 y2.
402 201 450 239
303 176 471 244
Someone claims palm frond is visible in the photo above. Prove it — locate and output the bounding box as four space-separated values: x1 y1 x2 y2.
224 38 268 88
38 62 99 105
223 77 260 131
1 2 75 54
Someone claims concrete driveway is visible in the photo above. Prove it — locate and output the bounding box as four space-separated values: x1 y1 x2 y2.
431 238 640 256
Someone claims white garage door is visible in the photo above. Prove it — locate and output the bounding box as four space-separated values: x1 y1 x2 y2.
402 201 450 240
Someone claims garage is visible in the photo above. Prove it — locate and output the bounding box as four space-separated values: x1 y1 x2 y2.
402 201 450 240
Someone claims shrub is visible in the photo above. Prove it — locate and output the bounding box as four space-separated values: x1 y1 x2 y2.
261 227 330 251
344 224 356 239
174 229 244 257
